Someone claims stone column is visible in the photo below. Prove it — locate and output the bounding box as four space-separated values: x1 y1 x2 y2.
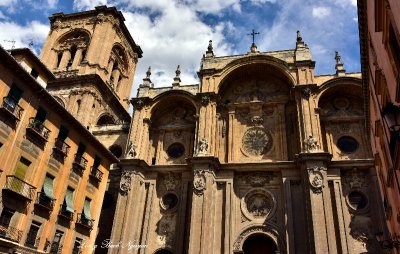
111 69 121 88
59 50 70 70
196 93 217 157
71 47 83 69
107 59 115 78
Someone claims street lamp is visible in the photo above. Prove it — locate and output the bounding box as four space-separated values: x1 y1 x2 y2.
376 232 400 249
382 102 400 142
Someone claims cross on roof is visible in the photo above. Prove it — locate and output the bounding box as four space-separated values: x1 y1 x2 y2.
247 29 260 44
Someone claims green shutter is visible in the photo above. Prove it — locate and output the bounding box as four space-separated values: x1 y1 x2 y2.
15 158 30 179
65 188 74 213
43 175 54 199
83 199 91 220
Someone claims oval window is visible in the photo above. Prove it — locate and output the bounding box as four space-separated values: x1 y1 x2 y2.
337 136 358 153
348 191 368 210
162 193 178 210
167 143 185 159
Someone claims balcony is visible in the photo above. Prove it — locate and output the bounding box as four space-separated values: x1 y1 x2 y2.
3 175 36 201
89 166 103 183
0 96 24 123
52 138 70 162
0 225 23 243
34 192 55 212
76 213 94 230
58 204 73 221
72 154 87 176
26 118 51 145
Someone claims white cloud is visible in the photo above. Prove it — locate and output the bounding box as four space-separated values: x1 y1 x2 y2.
73 0 108 10
122 2 234 93
312 6 331 18
0 20 49 53
0 0 16 6
249 0 276 5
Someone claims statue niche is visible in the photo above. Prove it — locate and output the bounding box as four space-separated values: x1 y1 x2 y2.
150 99 196 165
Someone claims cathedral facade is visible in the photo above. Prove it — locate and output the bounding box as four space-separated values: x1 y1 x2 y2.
106 32 386 253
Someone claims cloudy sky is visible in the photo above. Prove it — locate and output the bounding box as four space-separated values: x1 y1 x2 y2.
0 0 360 98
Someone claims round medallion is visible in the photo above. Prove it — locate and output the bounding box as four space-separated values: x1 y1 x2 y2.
241 188 276 221
242 127 272 156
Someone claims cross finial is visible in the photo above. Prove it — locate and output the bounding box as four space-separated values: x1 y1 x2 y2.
247 29 260 44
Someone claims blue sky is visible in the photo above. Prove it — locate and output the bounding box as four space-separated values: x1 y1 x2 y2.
0 0 360 96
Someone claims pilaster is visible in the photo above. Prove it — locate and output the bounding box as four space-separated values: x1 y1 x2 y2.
186 156 220 254
296 152 337 254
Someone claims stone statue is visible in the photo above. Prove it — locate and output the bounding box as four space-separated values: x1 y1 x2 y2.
126 141 137 158
197 138 208 155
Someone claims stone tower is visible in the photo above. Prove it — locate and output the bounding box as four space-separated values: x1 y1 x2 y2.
106 35 385 254
40 6 142 129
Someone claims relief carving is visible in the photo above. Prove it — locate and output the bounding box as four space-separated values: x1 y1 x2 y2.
243 172 274 187
193 170 207 196
120 171 133 195
163 172 179 191
242 127 273 156
241 188 276 221
308 166 326 194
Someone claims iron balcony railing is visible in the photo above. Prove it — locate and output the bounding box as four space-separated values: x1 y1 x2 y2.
53 138 70 156
27 118 51 140
58 204 73 221
24 231 39 249
0 225 23 243
0 96 24 120
89 166 103 182
4 175 36 200
76 213 94 230
35 192 55 211
72 154 87 175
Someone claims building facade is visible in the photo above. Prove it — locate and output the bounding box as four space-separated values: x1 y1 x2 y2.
0 6 143 254
358 0 400 251
107 34 386 253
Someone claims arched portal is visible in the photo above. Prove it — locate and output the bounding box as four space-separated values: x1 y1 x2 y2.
243 234 278 254
154 249 173 254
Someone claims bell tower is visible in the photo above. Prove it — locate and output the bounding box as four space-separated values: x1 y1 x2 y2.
39 6 142 128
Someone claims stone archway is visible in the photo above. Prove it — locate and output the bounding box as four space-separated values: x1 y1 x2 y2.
243 234 278 254
233 225 284 254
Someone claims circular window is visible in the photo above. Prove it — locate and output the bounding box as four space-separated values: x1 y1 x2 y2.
167 143 185 159
337 136 358 153
348 191 368 211
161 193 178 211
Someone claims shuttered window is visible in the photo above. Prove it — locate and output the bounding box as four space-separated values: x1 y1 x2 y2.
83 198 91 220
15 157 31 180
65 188 74 213
43 175 54 199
